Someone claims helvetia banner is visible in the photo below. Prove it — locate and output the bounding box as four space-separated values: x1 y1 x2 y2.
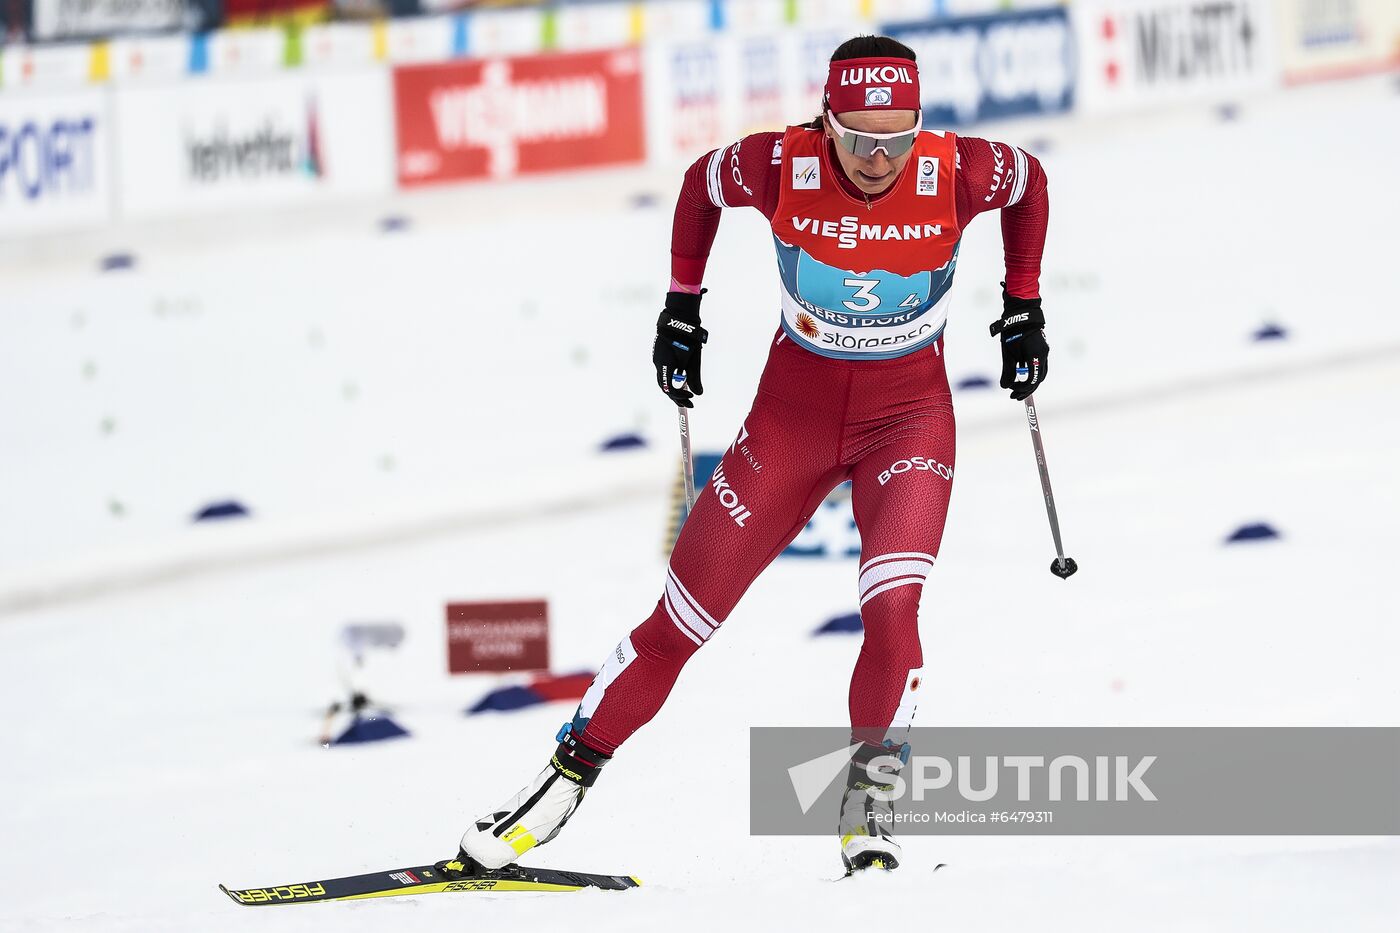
392 48 646 186
1073 0 1279 113
112 71 392 220
883 7 1077 125
0 89 110 236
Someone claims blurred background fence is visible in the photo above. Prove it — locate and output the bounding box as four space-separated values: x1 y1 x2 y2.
2 0 1397 237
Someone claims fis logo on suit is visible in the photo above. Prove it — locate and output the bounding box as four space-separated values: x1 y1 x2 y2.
792 157 820 190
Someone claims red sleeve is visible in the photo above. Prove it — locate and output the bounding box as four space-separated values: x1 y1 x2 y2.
954 136 1049 300
670 132 784 291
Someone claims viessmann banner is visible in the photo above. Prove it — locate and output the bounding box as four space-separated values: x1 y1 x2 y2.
392 48 646 187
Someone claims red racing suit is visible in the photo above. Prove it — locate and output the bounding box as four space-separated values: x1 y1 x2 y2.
572 127 1048 753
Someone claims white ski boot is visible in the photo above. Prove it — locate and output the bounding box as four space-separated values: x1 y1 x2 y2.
839 741 909 874
458 726 611 870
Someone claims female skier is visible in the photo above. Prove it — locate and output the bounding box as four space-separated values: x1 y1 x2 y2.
451 34 1051 875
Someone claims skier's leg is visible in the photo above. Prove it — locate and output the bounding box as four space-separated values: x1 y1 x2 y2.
460 371 846 868
576 447 848 755
847 424 956 745
838 411 956 872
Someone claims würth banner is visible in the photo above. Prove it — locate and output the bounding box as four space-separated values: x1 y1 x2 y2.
446 600 550 674
393 48 645 187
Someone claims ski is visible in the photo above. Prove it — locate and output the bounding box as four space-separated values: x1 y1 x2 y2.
220 859 640 905
838 861 945 881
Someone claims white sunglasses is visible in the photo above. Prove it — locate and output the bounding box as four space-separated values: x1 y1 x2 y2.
826 109 923 158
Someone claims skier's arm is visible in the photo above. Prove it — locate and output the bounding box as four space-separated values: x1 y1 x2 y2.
957 136 1051 399
954 136 1049 300
670 132 784 292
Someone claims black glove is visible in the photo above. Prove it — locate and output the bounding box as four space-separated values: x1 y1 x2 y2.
653 290 708 408
988 284 1049 401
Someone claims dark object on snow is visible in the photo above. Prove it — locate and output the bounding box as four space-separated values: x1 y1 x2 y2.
332 714 410 745
466 671 594 714
1252 322 1288 341
955 375 993 391
1226 522 1281 543
814 613 863 635
100 253 136 272
193 500 250 521
600 433 647 452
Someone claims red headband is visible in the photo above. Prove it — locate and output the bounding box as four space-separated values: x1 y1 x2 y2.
824 56 921 115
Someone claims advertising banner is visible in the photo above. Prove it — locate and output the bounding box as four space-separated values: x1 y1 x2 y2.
393 48 645 187
107 34 197 84
30 0 214 43
553 2 636 51
0 41 96 92
0 89 111 236
643 24 861 166
1073 0 1278 113
883 6 1077 126
446 599 550 674
112 70 393 220
383 15 457 65
1275 0 1400 84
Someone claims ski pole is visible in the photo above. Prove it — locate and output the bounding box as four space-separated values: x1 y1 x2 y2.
672 366 698 513
1022 395 1078 579
678 405 697 513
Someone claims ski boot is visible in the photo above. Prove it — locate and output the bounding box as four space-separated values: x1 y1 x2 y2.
839 741 910 874
456 725 611 870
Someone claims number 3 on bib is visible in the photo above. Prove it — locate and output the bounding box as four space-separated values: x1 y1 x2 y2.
842 278 880 312
840 277 925 313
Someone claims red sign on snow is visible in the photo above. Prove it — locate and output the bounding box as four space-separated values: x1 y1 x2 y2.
446 600 550 674
393 48 645 187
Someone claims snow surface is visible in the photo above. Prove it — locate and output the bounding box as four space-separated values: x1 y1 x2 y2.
2 76 1399 931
